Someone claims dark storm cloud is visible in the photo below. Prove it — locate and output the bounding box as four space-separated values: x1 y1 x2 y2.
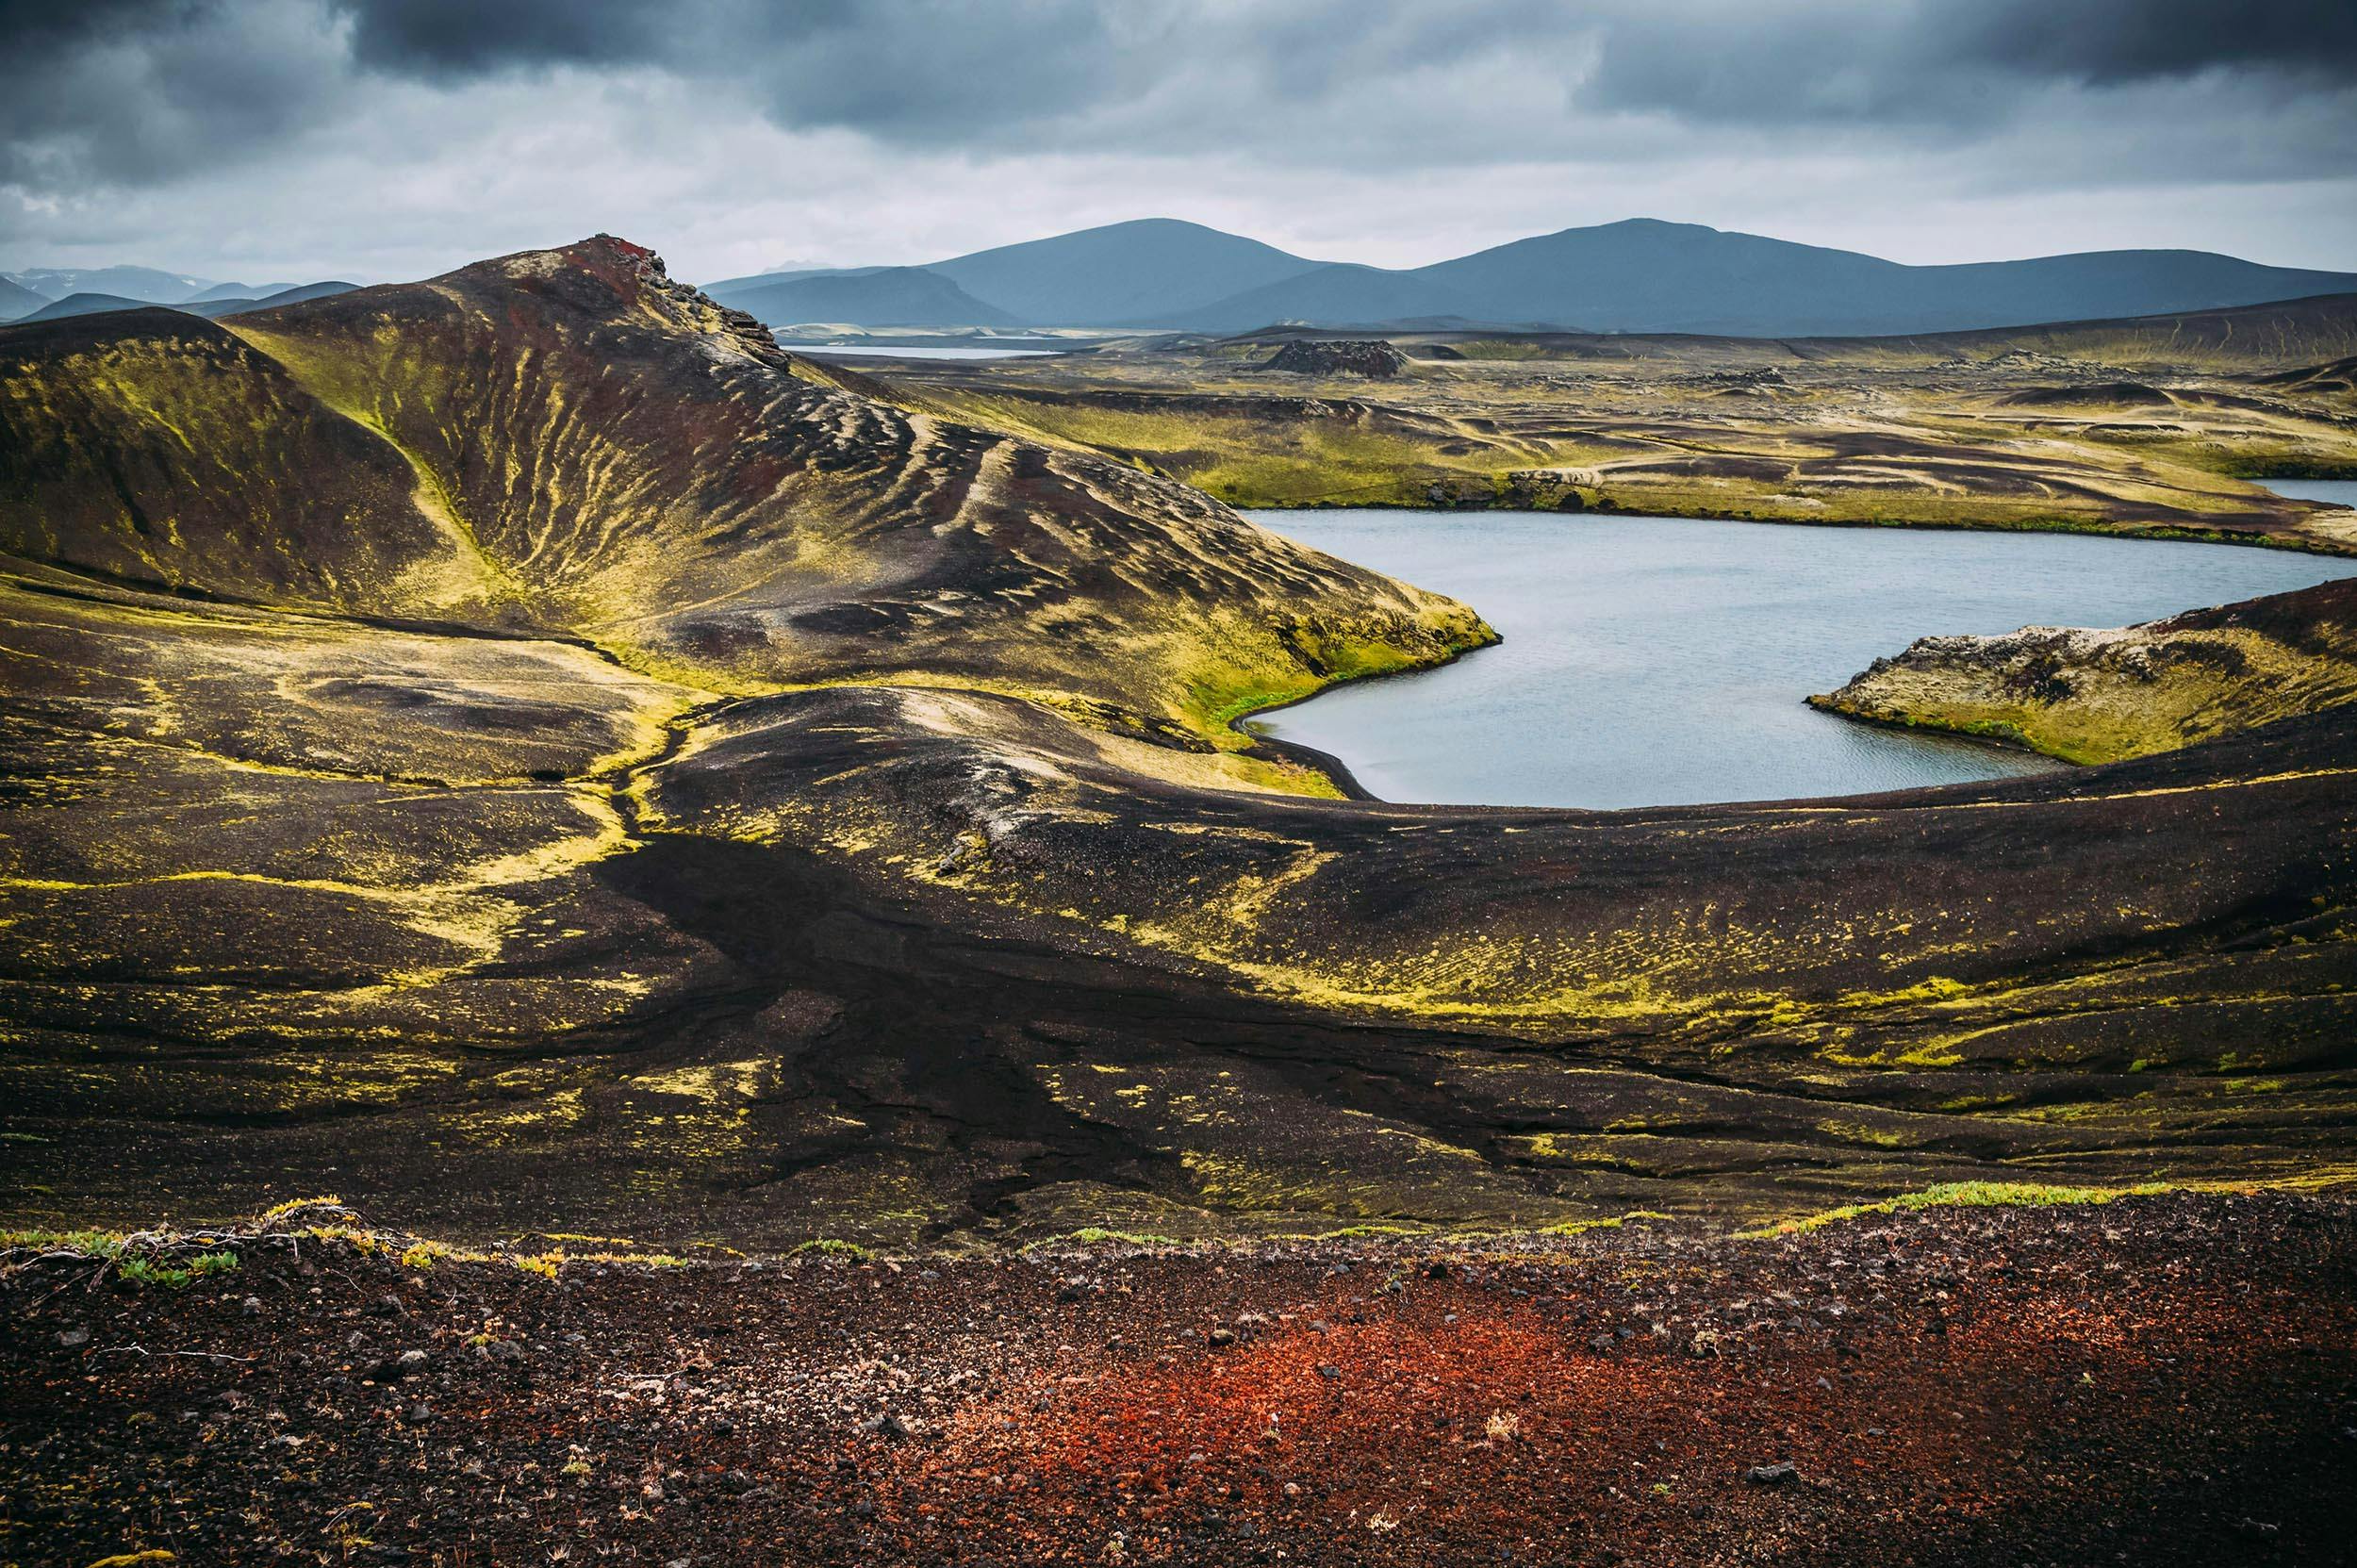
330 0 1147 142
1579 0 2357 134
313 0 2357 142
337 0 680 74
4 0 2353 285
5 0 2351 194
1953 0 2357 83
0 0 348 188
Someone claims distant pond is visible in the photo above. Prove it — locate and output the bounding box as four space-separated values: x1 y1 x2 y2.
1249 510 2352 809
775 342 1062 360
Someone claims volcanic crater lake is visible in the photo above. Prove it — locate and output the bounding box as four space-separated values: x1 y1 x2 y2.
1251 511 2353 809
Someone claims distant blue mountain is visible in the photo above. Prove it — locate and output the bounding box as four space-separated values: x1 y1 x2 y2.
1192 220 2357 336
191 282 360 319
2 264 217 305
707 220 1325 328
8 281 360 327
17 292 160 323
186 280 300 305
0 276 45 321
701 216 2357 338
721 266 1021 329
925 218 1324 326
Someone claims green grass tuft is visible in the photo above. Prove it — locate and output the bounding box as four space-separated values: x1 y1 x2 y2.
789 1238 872 1262
4 1228 128 1259
1740 1180 2170 1238
1065 1227 1181 1247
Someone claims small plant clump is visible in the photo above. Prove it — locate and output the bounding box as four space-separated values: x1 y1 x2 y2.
1064 1228 1181 1247
790 1238 872 1262
2 1228 128 1259
117 1257 193 1290
255 1195 348 1225
1541 1210 1672 1238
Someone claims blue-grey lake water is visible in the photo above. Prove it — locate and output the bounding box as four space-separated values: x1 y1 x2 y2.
1250 511 2353 809
2262 478 2357 509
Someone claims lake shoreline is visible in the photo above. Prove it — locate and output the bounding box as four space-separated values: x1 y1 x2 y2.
1247 509 2348 810
1228 630 1506 804
1229 491 2357 559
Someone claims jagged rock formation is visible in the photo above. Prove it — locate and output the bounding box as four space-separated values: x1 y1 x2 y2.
1811 578 2357 764
4 237 2356 1246
1263 338 1409 378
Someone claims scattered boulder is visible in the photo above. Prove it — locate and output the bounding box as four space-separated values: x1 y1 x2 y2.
860 1411 915 1441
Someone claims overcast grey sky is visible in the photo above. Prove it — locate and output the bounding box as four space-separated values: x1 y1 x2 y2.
3 0 2353 285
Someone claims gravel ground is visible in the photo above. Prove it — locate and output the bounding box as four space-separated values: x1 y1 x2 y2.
5 1192 2354 1566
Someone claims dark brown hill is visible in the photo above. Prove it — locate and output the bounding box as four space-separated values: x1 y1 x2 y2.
5 237 1489 735
0 308 472 617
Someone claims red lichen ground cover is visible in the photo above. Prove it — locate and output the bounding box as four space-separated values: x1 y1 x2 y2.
4 1193 2353 1566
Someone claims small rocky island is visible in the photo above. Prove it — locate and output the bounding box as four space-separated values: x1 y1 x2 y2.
1812 577 2357 763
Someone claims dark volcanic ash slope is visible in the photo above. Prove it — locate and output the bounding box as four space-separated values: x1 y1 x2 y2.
3 238 2356 1247
0 309 485 618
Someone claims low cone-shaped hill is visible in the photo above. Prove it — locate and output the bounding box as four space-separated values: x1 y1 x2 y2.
3 237 1489 736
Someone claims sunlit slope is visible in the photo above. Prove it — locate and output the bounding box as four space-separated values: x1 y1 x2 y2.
218 237 1490 733
1814 577 2357 765
865 292 2357 540
0 309 509 619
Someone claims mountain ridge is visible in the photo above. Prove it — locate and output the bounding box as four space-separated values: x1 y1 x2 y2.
14 282 362 325
722 265 1022 328
0 277 45 321
1 263 218 305
704 216 2357 337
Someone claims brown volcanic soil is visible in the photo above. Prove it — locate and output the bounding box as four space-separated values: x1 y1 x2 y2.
6 1193 2354 1566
